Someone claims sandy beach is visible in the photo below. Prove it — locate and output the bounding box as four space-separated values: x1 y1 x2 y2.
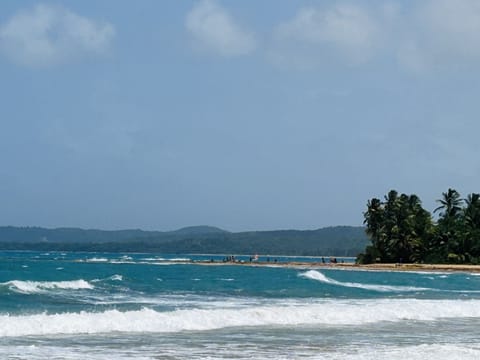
191 260 480 273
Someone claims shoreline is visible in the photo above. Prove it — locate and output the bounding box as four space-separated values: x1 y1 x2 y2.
190 260 480 273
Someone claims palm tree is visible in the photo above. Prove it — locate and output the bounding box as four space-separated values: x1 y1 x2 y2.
464 193 480 227
363 198 385 260
382 190 400 262
408 194 433 262
434 188 463 260
463 193 480 258
364 198 383 237
434 188 462 219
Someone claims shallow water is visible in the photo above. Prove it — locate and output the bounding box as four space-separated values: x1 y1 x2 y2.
1 251 479 359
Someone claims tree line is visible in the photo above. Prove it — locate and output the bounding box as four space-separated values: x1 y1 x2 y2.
0 225 368 256
358 189 480 264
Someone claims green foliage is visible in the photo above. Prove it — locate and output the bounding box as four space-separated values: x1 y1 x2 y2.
359 189 480 264
0 226 369 256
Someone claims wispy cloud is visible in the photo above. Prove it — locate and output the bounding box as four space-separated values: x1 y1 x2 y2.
398 0 480 71
269 4 380 69
185 0 256 57
265 0 480 72
0 4 115 67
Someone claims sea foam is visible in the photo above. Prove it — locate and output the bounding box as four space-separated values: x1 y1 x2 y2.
1 339 479 360
325 344 480 360
2 299 480 336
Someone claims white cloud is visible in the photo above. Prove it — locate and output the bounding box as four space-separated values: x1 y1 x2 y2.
270 4 380 68
185 0 256 57
0 4 115 67
399 0 480 71
268 0 480 72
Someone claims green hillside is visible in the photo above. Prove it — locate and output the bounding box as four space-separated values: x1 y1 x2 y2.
0 225 368 256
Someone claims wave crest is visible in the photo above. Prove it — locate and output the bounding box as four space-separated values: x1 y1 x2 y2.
2 280 94 294
299 270 431 292
2 299 480 336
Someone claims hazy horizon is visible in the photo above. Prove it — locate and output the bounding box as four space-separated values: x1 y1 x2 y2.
0 223 363 233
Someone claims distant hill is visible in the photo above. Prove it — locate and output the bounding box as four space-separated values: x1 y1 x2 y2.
0 225 368 256
171 226 229 236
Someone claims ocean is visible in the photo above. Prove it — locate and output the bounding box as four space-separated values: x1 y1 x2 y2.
1 251 480 359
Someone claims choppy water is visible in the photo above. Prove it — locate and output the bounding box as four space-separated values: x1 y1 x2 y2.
1 251 480 359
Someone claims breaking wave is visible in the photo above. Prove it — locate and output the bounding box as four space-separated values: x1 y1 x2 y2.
299 270 431 292
1 299 480 336
2 280 94 294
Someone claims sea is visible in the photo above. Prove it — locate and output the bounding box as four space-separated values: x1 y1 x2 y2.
1 251 480 359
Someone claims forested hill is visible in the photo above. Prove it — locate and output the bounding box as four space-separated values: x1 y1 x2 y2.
0 225 368 256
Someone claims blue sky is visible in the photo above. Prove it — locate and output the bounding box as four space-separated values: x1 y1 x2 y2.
1 0 479 231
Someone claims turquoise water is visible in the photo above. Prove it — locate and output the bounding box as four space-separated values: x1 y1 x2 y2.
1 251 480 359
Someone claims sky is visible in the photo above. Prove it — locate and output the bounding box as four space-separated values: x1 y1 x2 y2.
1 0 480 232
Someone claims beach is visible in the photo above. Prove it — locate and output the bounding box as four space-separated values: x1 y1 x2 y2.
190 258 480 273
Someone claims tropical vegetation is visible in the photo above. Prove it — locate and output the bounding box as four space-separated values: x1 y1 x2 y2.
358 189 480 264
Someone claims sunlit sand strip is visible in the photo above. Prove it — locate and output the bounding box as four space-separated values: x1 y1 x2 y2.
184 260 480 273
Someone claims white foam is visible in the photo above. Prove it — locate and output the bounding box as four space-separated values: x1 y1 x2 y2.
2 299 480 336
85 258 108 262
91 274 123 283
324 344 480 360
1 341 479 360
169 258 191 262
0 345 154 360
3 280 93 294
300 270 431 292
